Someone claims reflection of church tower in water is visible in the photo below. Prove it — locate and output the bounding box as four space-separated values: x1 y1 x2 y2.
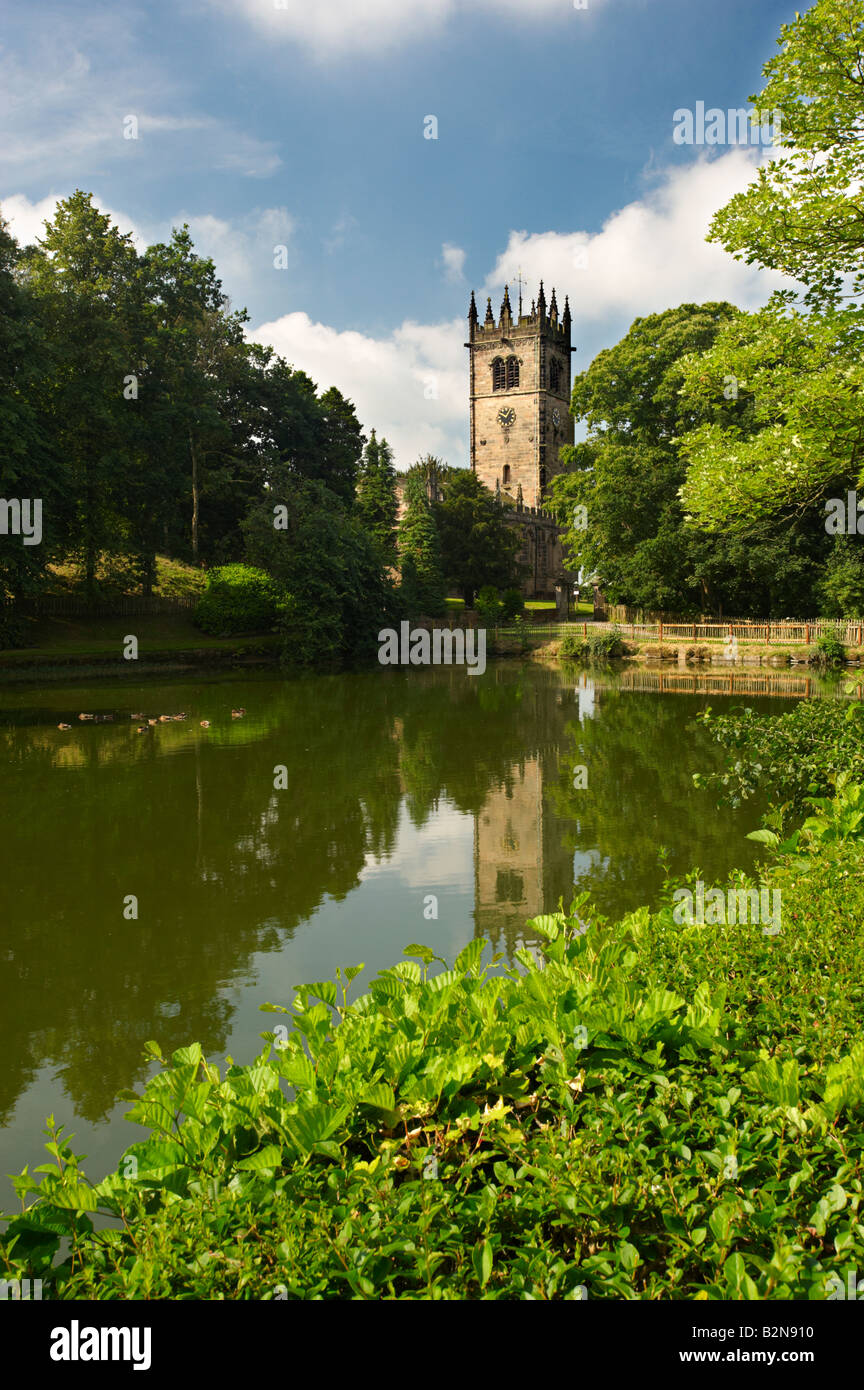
473 755 575 955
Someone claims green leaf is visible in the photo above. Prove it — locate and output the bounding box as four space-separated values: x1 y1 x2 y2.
472 1239 493 1288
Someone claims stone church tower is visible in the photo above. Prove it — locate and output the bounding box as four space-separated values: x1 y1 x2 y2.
466 281 575 507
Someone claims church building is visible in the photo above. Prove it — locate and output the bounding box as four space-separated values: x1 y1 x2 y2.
466 281 575 601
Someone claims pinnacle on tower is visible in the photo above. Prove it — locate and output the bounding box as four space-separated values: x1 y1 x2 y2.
537 279 547 319
484 296 495 325
499 284 512 326
562 294 571 332
468 290 478 326
549 288 559 325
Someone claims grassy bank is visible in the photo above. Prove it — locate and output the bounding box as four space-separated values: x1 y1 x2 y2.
0 613 281 679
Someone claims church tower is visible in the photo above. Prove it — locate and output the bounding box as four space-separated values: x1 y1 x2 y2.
466 281 575 508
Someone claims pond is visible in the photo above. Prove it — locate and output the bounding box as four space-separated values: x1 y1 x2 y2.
0 659 841 1200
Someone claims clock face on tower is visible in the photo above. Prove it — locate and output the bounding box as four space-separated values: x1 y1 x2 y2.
497 406 516 428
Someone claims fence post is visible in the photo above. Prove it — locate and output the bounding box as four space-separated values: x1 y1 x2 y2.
659 620 663 642
805 624 810 646
583 622 587 639
692 623 696 642
766 623 770 644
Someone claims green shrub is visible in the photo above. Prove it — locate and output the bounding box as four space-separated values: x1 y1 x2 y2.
560 624 623 661
500 588 524 622
814 632 847 668
193 564 282 636
475 585 502 625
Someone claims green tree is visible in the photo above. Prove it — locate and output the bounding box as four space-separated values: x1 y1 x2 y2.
549 304 749 615
355 431 398 565
23 191 142 599
435 470 521 607
397 474 446 617
141 227 252 568
708 0 864 310
404 453 455 501
0 216 67 641
677 301 864 534
244 475 394 669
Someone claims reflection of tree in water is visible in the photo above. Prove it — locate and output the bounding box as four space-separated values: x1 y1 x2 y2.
0 665 778 1128
548 687 769 919
0 675 405 1124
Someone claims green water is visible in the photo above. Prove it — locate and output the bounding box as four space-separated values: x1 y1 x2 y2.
0 661 824 1198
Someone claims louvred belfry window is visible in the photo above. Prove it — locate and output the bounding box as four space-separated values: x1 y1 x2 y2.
506 357 519 389
492 357 505 391
549 358 561 394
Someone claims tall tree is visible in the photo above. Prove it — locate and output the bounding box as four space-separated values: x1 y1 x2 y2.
23 191 141 598
0 216 66 640
549 304 753 615
398 473 446 616
435 470 521 608
355 430 398 565
243 474 394 669
141 227 250 566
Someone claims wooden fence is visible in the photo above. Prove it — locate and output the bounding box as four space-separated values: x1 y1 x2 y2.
487 617 864 645
598 619 864 646
600 611 864 645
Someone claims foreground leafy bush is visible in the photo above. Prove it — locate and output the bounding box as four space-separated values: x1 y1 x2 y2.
3 820 864 1300
694 698 864 809
193 564 282 636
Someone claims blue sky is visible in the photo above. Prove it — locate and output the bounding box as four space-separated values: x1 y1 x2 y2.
1 0 802 467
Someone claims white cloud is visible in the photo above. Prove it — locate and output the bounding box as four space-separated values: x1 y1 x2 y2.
248 311 469 469
211 0 604 58
180 208 296 299
483 150 794 361
441 243 466 283
3 151 790 472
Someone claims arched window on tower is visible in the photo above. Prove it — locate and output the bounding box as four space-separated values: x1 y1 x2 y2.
491 357 505 391
502 464 511 488
549 358 561 394
506 356 520 389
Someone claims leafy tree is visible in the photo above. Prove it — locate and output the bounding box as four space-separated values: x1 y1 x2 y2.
816 538 864 616
397 473 446 617
0 215 66 640
316 386 365 507
435 470 521 608
23 192 142 599
243 474 394 669
141 227 251 568
404 453 455 501
677 301 864 534
355 431 398 565
708 0 864 310
549 304 747 615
